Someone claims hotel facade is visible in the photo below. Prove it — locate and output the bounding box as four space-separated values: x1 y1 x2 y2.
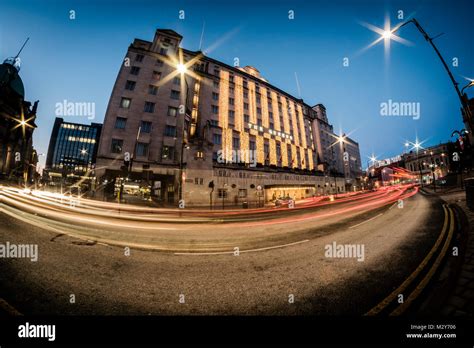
95 29 351 207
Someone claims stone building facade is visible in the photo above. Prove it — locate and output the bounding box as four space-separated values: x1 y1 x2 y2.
95 29 346 207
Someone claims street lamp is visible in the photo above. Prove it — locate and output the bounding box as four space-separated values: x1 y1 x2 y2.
334 133 348 196
382 30 392 40
412 139 424 187
461 80 474 95
176 63 187 75
404 142 410 154
367 17 472 130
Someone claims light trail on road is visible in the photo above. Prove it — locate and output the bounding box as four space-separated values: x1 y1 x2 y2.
0 184 419 253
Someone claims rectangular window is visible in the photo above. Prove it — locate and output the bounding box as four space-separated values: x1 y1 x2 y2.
238 189 247 198
148 85 158 95
140 121 152 133
152 71 161 81
125 80 136 91
213 80 219 88
264 141 270 165
168 106 178 117
210 120 219 127
130 66 140 75
159 47 168 56
114 117 127 129
111 139 123 154
244 114 250 123
232 136 240 150
144 102 155 113
276 142 282 166
243 91 249 99
120 98 131 109
161 145 174 160
256 94 261 104
136 142 149 157
287 144 292 165
211 105 219 114
257 119 263 127
135 54 144 62
213 133 222 145
173 76 180 85
229 98 234 105
244 103 249 110
164 125 177 137
257 107 262 115
170 90 180 100
218 189 228 198
249 137 256 151
212 92 219 101
228 110 235 118
243 80 248 88
156 59 164 67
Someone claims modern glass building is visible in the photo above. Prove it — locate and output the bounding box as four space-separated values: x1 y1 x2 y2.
46 117 102 178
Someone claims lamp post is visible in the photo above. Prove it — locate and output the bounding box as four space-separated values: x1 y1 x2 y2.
451 129 469 188
376 18 473 130
429 151 436 192
413 140 423 187
177 63 190 207
334 133 348 196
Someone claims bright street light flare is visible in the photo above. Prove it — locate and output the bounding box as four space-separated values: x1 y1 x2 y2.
176 63 187 74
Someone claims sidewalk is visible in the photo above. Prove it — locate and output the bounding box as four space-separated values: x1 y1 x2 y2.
423 186 474 316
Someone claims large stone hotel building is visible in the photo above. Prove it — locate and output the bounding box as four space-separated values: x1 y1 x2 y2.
95 29 359 207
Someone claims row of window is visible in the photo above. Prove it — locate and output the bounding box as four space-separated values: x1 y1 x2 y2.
111 139 176 160
212 66 304 109
120 92 180 112
209 103 302 135
114 121 177 137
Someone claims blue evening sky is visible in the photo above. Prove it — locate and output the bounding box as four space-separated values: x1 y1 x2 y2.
1 0 473 168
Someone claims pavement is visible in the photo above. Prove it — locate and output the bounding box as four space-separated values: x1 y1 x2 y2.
0 186 448 315
419 185 474 316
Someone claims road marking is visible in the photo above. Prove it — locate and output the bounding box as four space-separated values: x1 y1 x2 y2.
349 213 383 229
0 298 22 316
390 206 455 315
174 239 310 256
365 204 449 316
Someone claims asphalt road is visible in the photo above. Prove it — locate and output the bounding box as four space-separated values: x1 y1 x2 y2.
0 187 446 315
